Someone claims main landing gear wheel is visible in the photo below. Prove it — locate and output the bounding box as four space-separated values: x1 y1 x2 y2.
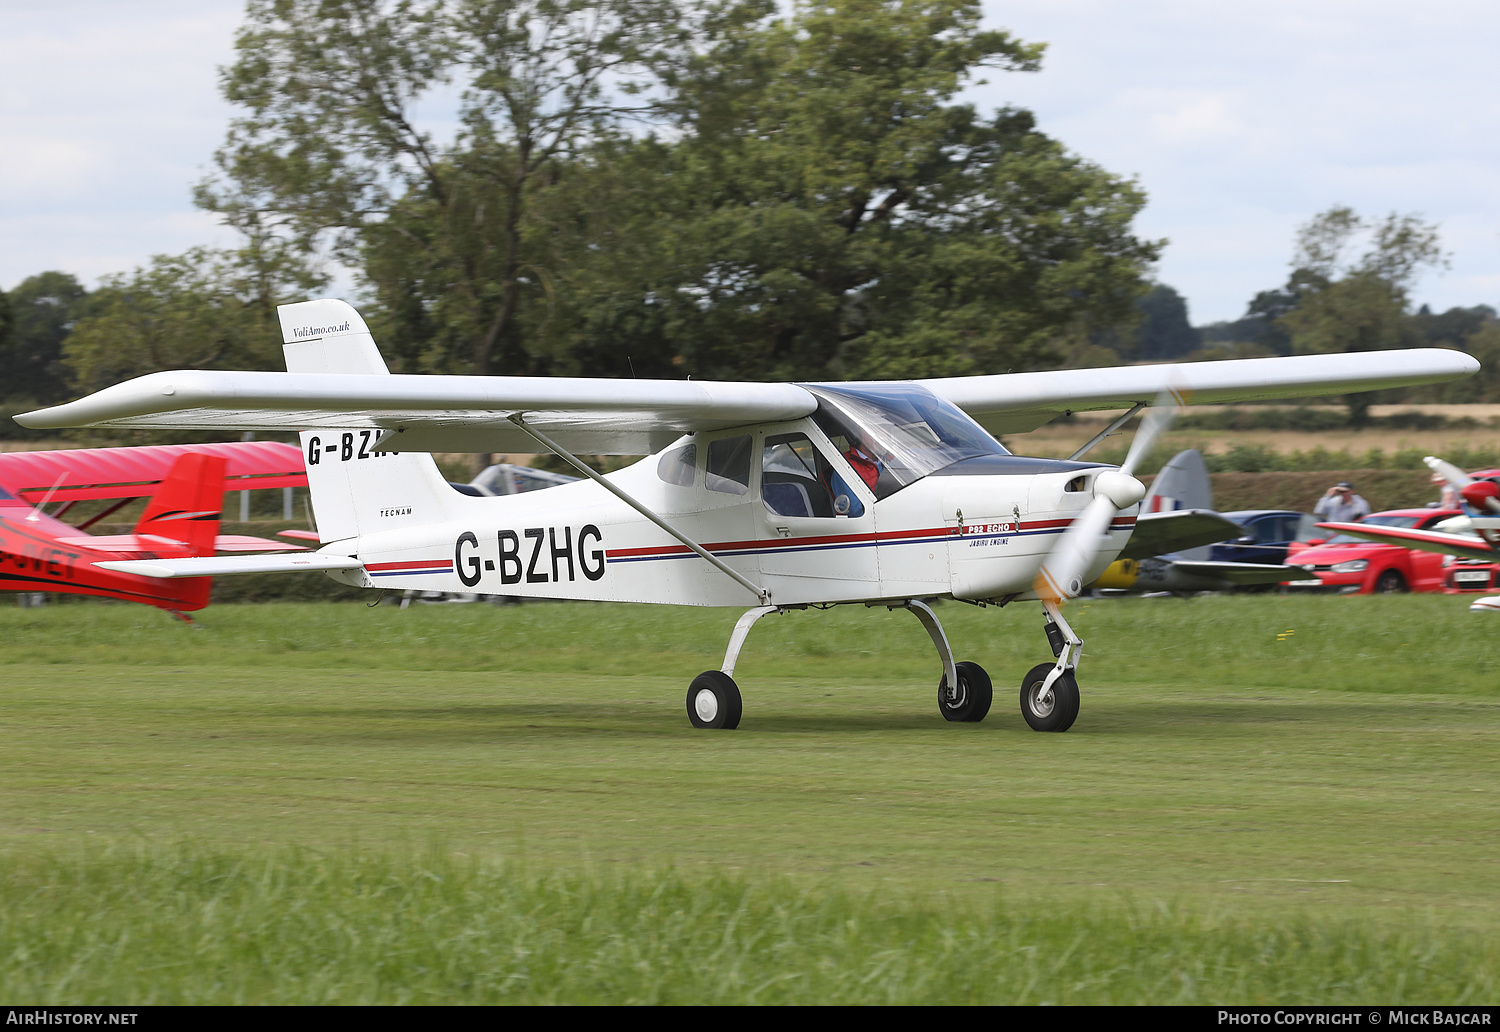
937 661 993 723
1020 663 1080 732
687 670 743 729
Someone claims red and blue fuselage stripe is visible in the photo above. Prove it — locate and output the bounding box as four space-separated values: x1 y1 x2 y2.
604 518 1134 564
366 559 455 578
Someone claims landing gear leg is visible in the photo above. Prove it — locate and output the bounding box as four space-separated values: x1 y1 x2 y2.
885 599 992 723
1021 601 1081 732
686 604 781 729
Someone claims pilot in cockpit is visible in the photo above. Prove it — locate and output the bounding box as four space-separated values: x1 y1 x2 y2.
842 437 881 492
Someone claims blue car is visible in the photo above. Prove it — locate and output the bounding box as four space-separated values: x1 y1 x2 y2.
1209 510 1320 567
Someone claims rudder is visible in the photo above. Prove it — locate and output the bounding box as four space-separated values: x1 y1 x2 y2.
133 451 226 611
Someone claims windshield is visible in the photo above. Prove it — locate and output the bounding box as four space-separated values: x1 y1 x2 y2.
1323 514 1421 545
803 383 1008 499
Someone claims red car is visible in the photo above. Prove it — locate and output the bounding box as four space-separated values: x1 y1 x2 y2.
1441 554 1500 593
1283 508 1464 594
1437 469 1500 593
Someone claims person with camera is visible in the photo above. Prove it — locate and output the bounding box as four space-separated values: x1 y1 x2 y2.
1313 481 1371 523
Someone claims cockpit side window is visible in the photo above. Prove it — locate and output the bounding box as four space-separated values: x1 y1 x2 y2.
762 433 865 518
656 442 697 487
706 435 752 495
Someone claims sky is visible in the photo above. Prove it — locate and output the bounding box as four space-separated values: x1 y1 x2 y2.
2 0 1497 325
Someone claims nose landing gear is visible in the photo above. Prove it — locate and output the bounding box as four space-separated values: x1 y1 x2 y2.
1022 600 1084 732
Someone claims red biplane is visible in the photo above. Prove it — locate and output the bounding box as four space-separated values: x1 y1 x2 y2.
0 442 307 618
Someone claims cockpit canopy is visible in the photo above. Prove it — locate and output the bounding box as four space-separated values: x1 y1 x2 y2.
803 382 1010 499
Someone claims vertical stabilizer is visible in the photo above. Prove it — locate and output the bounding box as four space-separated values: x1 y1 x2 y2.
133 452 226 611
135 452 225 556
278 299 390 375
277 299 461 545
1142 449 1215 560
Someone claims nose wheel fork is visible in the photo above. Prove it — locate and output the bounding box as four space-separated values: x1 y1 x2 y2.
1022 600 1083 731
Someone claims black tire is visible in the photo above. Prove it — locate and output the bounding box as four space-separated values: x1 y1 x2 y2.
1374 569 1409 594
1019 662 1080 732
937 661 993 723
686 670 743 729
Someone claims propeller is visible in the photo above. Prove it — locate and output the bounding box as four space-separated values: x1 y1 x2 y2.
1426 455 1472 494
1424 455 1500 514
1033 387 1188 605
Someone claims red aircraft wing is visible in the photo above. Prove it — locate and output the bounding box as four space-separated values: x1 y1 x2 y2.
1314 521 1499 562
0 441 306 505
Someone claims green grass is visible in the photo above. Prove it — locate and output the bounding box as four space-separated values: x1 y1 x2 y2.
4 845 1495 1004
2 596 1499 1002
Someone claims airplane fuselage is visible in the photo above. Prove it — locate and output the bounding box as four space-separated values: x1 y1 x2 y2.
308 418 1136 608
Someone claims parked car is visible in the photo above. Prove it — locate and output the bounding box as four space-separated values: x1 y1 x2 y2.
1441 555 1500 593
1283 508 1464 594
450 462 580 497
1210 510 1320 566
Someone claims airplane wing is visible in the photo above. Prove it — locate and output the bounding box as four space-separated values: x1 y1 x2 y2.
15 298 1478 452
15 370 818 455
0 441 306 503
1314 521 1498 562
1116 508 1244 560
1168 560 1299 585
919 350 1478 434
92 553 363 579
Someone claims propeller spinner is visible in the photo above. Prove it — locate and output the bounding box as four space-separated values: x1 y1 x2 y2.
1033 389 1187 605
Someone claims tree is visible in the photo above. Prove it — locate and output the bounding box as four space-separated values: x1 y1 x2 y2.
1132 284 1199 361
63 248 293 395
1412 303 1495 350
201 0 699 375
596 0 1159 381
0 286 11 384
198 1 1159 386
1274 206 1448 423
1 272 91 404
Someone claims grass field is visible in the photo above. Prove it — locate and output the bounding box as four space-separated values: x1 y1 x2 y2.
3 596 1499 1003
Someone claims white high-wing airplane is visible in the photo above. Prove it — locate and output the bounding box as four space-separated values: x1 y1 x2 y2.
17 300 1478 731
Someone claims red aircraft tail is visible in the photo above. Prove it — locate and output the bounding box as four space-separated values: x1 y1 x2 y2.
134 453 227 555
133 453 227 611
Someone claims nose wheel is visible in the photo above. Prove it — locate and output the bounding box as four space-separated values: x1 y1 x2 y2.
1020 663 1079 731
1018 600 1084 732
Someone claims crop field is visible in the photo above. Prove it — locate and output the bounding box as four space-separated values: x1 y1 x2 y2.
3 595 1500 1003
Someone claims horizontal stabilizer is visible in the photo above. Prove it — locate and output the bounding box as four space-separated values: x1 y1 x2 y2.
1118 508 1244 560
93 553 363 579
1315 521 1497 562
1170 560 1298 585
277 529 321 542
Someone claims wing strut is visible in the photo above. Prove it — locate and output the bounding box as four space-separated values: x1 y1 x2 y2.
506 414 770 605
1067 402 1145 461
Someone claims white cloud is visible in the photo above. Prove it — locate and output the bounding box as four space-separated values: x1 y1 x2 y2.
1146 94 1245 146
0 0 242 287
976 0 1500 320
2 0 1497 327
0 135 104 197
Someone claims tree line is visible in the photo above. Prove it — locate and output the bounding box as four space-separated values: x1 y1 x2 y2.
1 1 1493 438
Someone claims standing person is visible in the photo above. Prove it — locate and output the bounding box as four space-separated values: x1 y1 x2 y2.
1314 481 1371 523
1432 471 1460 509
